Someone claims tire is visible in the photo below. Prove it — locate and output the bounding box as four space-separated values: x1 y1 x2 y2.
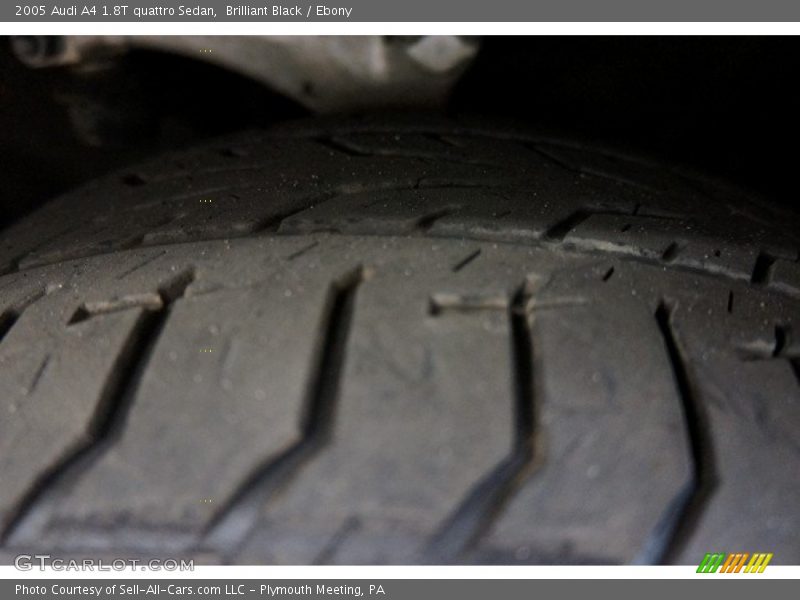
0 116 798 566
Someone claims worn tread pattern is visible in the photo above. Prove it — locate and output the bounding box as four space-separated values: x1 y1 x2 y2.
0 117 798 565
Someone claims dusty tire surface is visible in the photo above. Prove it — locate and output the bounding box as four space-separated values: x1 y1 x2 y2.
0 116 798 565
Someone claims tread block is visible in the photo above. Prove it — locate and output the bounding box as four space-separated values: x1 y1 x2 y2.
38 269 335 546
238 260 518 564
668 296 800 564
475 293 693 564
0 294 153 534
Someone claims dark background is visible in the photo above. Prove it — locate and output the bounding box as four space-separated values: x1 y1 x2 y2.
2 36 799 230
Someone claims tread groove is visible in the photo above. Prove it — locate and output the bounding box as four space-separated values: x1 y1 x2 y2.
543 210 592 242
452 249 482 273
0 289 46 345
0 309 23 345
772 324 790 358
26 353 51 395
751 252 776 285
416 208 457 231
202 266 365 558
636 302 716 564
116 251 168 280
312 515 362 565
661 241 686 263
790 360 800 387
68 294 163 326
424 283 537 562
254 202 331 234
286 241 320 261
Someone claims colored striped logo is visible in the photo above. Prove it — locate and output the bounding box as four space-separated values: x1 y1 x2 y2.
697 552 773 573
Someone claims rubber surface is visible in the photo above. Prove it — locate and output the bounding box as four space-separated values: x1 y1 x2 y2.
0 116 798 565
